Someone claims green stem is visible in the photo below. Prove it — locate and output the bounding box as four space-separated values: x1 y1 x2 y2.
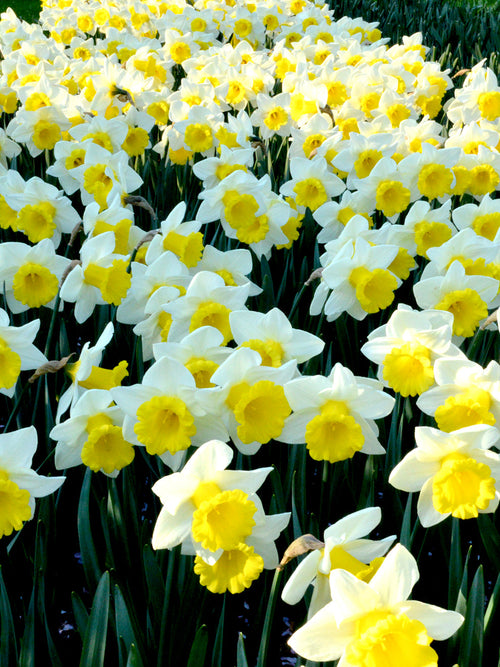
2 381 30 433
256 569 281 667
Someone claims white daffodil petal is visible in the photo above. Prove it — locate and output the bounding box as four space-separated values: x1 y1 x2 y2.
399 600 464 640
288 601 353 662
281 550 322 605
368 543 419 607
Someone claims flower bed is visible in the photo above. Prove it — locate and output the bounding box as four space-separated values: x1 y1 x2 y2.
0 0 499 664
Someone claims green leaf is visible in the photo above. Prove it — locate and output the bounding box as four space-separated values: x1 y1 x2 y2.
79 571 110 667
485 573 500 637
256 570 281 667
236 633 249 667
399 493 413 549
71 591 89 640
126 644 144 667
19 588 36 667
37 574 63 667
458 565 484 667
187 625 208 667
456 546 471 617
78 469 101 589
107 480 132 567
0 566 18 666
143 545 164 632
448 519 462 609
211 596 225 667
477 514 500 570
114 584 140 657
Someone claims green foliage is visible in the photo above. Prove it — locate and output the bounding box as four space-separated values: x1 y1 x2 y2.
0 0 40 22
330 0 500 73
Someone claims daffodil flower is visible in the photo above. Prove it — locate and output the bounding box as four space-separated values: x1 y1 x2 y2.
417 357 500 433
152 326 232 388
164 271 250 345
111 356 229 471
210 347 297 455
151 438 273 552
0 307 47 398
0 239 69 314
0 426 65 538
389 425 500 526
282 507 395 618
361 305 464 397
414 259 498 337
288 543 464 664
60 232 132 323
116 251 191 326
145 201 204 268
230 307 324 367
151 439 289 593
278 363 394 463
56 322 126 422
51 389 134 477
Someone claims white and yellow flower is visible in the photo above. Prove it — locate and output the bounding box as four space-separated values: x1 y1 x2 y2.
280 155 345 212
153 325 232 388
60 232 132 323
210 347 296 455
390 425 500 525
278 362 394 463
51 389 134 477
230 307 324 367
0 426 65 538
0 308 47 398
111 356 229 470
361 305 464 397
413 259 498 337
56 322 128 422
0 239 70 314
164 270 250 345
282 507 395 618
417 356 500 433
288 543 463 663
151 438 289 592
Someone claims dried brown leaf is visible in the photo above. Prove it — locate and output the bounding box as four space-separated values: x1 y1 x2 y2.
60 260 82 287
123 195 157 221
452 68 470 79
481 308 499 330
28 353 75 383
305 267 323 286
277 534 325 570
